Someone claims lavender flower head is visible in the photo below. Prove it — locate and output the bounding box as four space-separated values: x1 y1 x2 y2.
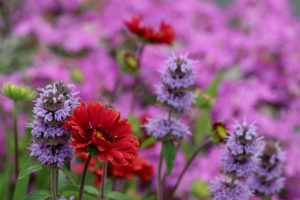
157 53 196 112
248 140 285 197
210 177 251 200
144 116 191 141
222 118 264 178
29 82 79 168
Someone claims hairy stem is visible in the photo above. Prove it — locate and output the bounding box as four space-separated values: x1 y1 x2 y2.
100 160 108 200
157 149 163 200
51 168 58 200
79 154 92 200
13 101 19 178
168 139 211 199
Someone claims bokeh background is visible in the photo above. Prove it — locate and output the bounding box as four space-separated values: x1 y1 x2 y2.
1 0 300 199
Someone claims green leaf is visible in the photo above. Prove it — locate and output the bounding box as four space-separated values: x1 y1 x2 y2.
162 140 176 176
13 171 30 200
206 71 223 97
61 166 78 185
191 179 210 198
0 166 12 199
18 163 42 180
140 137 156 149
194 108 211 146
107 191 131 200
24 190 51 200
84 185 100 196
13 158 34 200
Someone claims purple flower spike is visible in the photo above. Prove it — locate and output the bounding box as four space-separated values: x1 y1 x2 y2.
29 82 79 168
248 140 286 197
144 117 191 140
210 177 251 200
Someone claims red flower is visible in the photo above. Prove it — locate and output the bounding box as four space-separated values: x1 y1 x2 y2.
64 101 139 165
124 15 175 45
75 154 154 187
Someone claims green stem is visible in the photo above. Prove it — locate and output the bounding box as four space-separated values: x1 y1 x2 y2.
13 101 19 178
100 160 108 200
51 169 58 200
79 154 92 200
168 139 211 199
157 149 163 200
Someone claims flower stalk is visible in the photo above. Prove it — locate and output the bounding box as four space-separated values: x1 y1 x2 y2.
13 101 19 178
51 168 58 200
100 160 108 200
79 154 92 200
157 150 163 200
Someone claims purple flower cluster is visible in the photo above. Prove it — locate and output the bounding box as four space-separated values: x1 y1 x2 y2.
210 177 251 200
144 117 191 140
248 140 285 197
29 82 79 168
157 53 195 112
145 54 194 141
211 118 264 200
222 119 264 178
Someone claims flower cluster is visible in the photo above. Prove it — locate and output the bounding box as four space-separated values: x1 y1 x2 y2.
124 15 175 45
157 53 195 112
63 101 139 165
30 82 79 168
75 153 154 187
211 118 264 200
145 53 194 141
248 140 285 197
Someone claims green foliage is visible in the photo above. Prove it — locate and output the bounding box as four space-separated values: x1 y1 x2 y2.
162 140 176 176
107 191 131 200
61 165 78 185
0 165 12 199
191 179 210 198
140 137 156 149
18 163 42 180
24 190 52 200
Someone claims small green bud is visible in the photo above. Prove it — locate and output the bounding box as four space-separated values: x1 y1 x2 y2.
212 121 228 144
191 179 210 198
116 50 140 74
2 82 36 102
71 68 84 83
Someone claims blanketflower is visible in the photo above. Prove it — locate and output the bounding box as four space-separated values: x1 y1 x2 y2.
75 153 154 187
124 15 175 45
63 101 139 165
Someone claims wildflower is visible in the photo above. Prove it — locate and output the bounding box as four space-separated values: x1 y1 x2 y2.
222 119 264 178
30 82 79 168
124 14 175 45
157 54 195 112
75 154 154 187
144 117 191 141
63 101 139 165
210 177 251 200
248 140 285 197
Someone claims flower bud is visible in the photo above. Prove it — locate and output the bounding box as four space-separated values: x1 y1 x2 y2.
71 68 83 83
212 121 228 144
2 82 36 102
117 51 139 74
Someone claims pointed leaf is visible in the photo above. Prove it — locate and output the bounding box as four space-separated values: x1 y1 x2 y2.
107 191 131 200
24 190 51 200
140 137 156 149
162 140 176 176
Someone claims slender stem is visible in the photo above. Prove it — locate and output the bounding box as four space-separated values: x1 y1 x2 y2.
157 149 163 200
79 154 92 200
168 139 211 199
13 101 19 178
100 160 108 200
167 109 172 122
51 169 58 200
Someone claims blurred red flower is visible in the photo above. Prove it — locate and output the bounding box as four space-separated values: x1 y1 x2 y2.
64 101 139 165
75 153 155 187
124 15 175 45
